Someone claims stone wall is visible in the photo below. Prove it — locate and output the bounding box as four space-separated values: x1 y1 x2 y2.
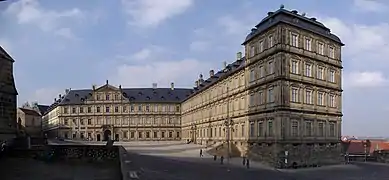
248 143 343 168
374 150 389 163
48 145 119 162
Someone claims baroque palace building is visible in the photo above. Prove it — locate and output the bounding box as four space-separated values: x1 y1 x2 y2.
42 81 190 141
0 45 18 143
42 6 344 167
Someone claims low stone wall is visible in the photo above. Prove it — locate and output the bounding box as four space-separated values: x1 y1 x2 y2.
374 150 389 163
248 143 343 168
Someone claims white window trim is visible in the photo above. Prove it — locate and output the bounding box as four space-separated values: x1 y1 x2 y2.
305 38 312 51
290 33 299 47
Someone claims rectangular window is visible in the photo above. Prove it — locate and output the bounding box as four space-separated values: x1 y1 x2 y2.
317 92 324 106
250 70 255 82
250 94 255 106
329 123 335 137
72 108 76 114
318 122 324 137
106 94 110 101
259 41 264 52
161 131 165 138
305 63 312 77
305 121 312 136
146 132 150 138
268 121 273 136
305 90 313 104
291 60 298 74
250 123 255 137
241 125 245 137
258 91 263 104
305 38 311 51
96 107 100 113
146 105 150 112
87 107 91 113
268 61 274 74
291 121 298 137
138 132 142 138
268 88 274 103
64 107 68 114
169 131 173 138
106 106 110 113
176 132 180 138
123 131 128 138
329 46 335 58
329 94 336 107
259 66 264 77
329 70 335 82
257 121 263 137
130 105 134 112
291 33 299 47
123 106 127 112
268 35 274 47
79 107 84 113
87 119 92 125
138 105 142 111
154 132 158 138
115 106 119 112
250 46 255 57
131 132 135 138
291 88 299 102
317 66 324 80
318 42 324 55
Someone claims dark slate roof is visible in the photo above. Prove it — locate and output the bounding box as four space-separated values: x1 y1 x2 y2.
37 105 49 115
184 57 246 101
0 45 14 62
19 108 41 116
242 7 344 46
44 87 193 115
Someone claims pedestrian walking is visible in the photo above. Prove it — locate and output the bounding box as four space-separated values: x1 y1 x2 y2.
246 158 250 169
242 156 246 165
200 149 203 157
220 156 224 164
213 155 217 161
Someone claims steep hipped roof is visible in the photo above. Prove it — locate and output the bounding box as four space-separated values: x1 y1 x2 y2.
44 87 193 114
242 7 344 46
36 105 49 115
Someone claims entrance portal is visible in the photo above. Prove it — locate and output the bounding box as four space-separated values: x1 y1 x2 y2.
97 134 101 141
115 134 119 141
103 130 111 141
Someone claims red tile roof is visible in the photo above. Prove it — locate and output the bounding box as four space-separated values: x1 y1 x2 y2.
345 140 389 155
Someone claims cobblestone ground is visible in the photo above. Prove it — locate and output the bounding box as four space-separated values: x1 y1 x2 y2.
52 140 389 179
0 157 121 180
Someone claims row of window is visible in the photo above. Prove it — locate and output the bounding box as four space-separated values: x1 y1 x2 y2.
289 32 336 58
191 124 246 138
249 61 275 81
291 88 337 107
249 120 337 137
249 88 275 106
249 34 275 58
64 116 180 126
67 131 180 139
63 104 180 114
291 60 336 82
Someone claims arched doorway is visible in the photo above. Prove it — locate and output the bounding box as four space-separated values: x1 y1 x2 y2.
97 134 101 141
103 130 111 141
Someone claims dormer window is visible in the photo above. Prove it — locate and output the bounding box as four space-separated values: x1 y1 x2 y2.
161 96 165 100
146 96 150 100
106 94 110 100
153 91 157 95
129 97 135 101
81 98 85 102
175 96 180 100
75 93 79 97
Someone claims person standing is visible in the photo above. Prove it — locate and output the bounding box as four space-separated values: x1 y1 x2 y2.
200 149 203 157
242 156 246 165
246 158 250 169
220 156 224 164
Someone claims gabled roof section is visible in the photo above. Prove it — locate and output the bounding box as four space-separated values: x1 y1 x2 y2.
19 108 41 116
0 45 14 62
242 7 344 46
184 57 246 101
95 83 120 91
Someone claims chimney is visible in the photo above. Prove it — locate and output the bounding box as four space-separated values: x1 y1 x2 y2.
119 85 122 89
209 70 214 77
237 52 242 60
223 61 227 69
195 80 199 87
65 89 70 94
106 80 109 85
54 98 57 102
152 83 158 89
58 94 62 99
170 82 174 90
92 84 96 90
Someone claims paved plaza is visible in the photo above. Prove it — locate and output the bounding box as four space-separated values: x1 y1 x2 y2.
48 140 389 180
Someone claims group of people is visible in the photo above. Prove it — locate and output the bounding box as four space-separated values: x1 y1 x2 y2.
199 149 250 169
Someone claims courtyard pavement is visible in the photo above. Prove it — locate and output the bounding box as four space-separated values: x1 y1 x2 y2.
49 140 389 180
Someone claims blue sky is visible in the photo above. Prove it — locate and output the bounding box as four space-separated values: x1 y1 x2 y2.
1 0 388 136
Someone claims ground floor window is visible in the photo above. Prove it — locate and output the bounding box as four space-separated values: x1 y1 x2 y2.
161 132 165 138
176 132 180 138
154 132 158 138
72 133 76 139
146 132 150 138
169 131 173 138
